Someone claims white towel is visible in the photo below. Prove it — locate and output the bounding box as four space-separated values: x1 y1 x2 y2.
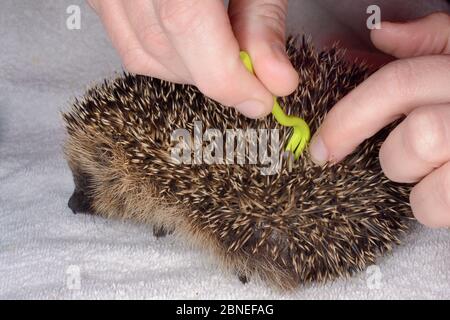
1 0 449 299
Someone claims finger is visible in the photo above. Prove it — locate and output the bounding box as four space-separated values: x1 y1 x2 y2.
153 0 274 118
379 104 450 183
410 161 450 228
371 12 450 58
229 0 299 96
94 0 179 82
122 0 190 80
308 54 450 164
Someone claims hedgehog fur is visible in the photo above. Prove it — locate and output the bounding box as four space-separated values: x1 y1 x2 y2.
63 37 413 290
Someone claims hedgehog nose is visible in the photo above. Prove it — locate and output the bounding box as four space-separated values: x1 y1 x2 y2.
68 189 92 214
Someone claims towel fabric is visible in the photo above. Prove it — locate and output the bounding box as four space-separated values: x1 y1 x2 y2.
1 0 449 299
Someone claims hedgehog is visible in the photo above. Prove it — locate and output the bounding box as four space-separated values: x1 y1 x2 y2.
63 37 413 290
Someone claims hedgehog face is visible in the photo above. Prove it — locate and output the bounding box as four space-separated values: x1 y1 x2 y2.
63 38 413 290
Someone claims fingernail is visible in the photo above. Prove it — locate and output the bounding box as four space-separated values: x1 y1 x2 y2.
309 134 329 165
271 43 291 65
235 100 268 119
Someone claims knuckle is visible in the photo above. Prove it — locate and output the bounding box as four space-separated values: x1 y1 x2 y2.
379 60 418 99
409 190 431 227
404 108 447 163
229 1 287 36
437 55 450 71
121 48 146 74
193 56 247 105
254 2 287 35
137 26 172 59
411 167 450 228
156 0 202 35
439 166 450 210
378 144 395 181
195 76 227 102
195 70 238 106
428 11 450 25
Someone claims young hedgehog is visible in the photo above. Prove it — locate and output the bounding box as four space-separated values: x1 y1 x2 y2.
63 37 413 290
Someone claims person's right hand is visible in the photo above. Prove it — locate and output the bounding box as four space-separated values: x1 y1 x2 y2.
309 12 450 228
88 0 299 118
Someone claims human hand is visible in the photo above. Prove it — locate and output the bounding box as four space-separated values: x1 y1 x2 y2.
309 12 450 228
88 0 299 118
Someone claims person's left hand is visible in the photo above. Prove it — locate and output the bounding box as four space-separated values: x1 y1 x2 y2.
309 12 450 228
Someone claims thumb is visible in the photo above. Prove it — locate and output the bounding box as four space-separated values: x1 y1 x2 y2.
229 0 299 97
370 12 450 58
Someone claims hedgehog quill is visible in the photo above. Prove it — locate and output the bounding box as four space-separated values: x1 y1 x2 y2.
63 37 413 290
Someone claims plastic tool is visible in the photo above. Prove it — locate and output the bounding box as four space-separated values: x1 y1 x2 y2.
239 51 310 159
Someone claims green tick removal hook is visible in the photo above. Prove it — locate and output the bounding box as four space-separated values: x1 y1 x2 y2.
239 51 310 160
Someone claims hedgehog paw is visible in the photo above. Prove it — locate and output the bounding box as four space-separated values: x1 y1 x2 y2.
68 189 92 214
238 274 249 285
153 225 172 238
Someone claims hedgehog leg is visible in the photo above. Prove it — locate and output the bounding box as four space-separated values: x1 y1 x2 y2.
238 273 249 285
152 225 174 238
68 170 94 215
